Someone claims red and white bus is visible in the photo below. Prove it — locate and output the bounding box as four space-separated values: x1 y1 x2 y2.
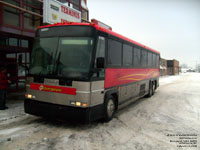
25 20 160 122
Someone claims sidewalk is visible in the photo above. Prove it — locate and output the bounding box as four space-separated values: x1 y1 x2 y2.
0 92 25 122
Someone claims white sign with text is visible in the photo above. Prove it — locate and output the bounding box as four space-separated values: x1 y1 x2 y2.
43 0 81 24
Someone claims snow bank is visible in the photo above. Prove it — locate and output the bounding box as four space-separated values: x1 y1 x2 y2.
159 75 180 85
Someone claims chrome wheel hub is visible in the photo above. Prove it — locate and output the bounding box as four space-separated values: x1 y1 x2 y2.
107 99 115 117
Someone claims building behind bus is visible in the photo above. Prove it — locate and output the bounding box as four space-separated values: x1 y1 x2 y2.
0 0 179 93
0 0 88 92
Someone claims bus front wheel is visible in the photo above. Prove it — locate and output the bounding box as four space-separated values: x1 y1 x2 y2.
104 95 116 122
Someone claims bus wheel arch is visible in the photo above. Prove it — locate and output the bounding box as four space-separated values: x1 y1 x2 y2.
103 91 118 122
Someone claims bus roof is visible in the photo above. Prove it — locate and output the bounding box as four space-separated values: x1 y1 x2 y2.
38 22 160 54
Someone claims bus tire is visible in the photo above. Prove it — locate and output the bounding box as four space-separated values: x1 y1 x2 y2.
152 81 156 95
147 81 153 97
104 95 116 122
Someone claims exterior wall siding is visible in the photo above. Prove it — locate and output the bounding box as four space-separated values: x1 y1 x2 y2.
167 59 179 75
160 58 167 76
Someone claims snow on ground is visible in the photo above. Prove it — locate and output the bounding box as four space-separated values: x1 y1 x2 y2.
159 74 181 85
0 73 200 150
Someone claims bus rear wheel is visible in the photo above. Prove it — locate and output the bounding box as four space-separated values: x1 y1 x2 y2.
147 81 153 97
152 81 156 95
104 95 116 122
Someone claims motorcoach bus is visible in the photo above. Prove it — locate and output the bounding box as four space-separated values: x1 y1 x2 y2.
25 20 160 122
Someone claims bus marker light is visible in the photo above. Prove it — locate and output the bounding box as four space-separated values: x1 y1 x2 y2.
70 101 75 105
82 103 87 107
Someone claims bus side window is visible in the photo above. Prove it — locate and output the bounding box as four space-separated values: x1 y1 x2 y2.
108 39 122 67
133 47 141 67
152 53 156 68
95 36 105 78
123 44 132 67
148 52 153 68
141 49 147 68
156 54 159 68
96 36 105 59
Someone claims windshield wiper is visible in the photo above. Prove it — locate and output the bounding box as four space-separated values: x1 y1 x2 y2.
52 51 61 76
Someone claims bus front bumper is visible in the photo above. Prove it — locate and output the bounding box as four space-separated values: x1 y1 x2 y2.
24 99 104 123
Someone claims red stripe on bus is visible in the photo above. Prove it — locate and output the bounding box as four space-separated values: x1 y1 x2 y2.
105 68 160 89
30 83 76 95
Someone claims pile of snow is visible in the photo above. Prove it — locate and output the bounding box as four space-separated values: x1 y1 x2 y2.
159 75 180 86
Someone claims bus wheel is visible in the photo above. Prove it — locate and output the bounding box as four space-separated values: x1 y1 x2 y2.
147 82 153 97
152 81 156 95
104 96 116 122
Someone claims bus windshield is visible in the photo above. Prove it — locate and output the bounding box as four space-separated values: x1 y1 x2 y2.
29 37 94 80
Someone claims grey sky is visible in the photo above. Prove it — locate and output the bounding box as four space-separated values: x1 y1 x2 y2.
88 0 200 68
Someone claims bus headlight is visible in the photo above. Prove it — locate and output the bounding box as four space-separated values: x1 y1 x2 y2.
25 94 32 99
76 102 81 106
70 101 88 107
25 94 35 99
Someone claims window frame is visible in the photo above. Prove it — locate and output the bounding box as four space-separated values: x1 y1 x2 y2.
133 46 141 68
141 49 148 68
147 51 153 68
122 43 133 67
107 38 122 67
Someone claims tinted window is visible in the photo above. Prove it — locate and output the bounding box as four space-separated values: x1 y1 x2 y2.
94 36 105 78
141 49 147 67
133 47 140 67
123 44 132 67
152 53 156 67
108 39 122 66
96 36 105 58
147 52 153 67
30 36 94 79
37 26 95 37
156 55 160 68
30 37 58 75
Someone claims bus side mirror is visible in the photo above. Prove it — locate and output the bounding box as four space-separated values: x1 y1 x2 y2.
97 57 104 68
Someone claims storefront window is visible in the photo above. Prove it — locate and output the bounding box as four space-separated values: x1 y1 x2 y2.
71 0 80 10
21 40 29 48
71 0 80 5
73 5 80 10
23 1 41 30
24 0 41 8
81 9 88 21
3 0 20 26
9 38 18 47
0 37 9 45
24 13 34 30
